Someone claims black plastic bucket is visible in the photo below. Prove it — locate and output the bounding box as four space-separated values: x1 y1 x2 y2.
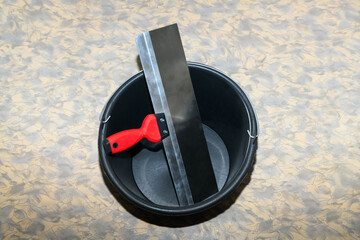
98 62 258 216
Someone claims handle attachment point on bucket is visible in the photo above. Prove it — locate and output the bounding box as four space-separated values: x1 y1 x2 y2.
102 115 111 124
247 130 258 139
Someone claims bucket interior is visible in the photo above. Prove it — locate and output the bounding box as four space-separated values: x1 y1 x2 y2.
100 64 252 209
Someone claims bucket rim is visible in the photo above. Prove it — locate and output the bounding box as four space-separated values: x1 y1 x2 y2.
98 62 258 216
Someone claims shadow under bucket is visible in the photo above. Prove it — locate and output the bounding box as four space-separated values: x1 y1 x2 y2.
98 62 258 216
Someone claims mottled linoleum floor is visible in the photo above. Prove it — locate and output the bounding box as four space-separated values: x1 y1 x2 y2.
1 0 359 239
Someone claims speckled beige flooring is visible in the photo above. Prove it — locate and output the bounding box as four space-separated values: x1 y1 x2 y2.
1 0 359 239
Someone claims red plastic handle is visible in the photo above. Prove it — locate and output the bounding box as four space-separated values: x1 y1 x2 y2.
104 114 161 154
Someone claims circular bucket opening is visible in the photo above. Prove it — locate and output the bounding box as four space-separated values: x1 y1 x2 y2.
98 62 258 216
